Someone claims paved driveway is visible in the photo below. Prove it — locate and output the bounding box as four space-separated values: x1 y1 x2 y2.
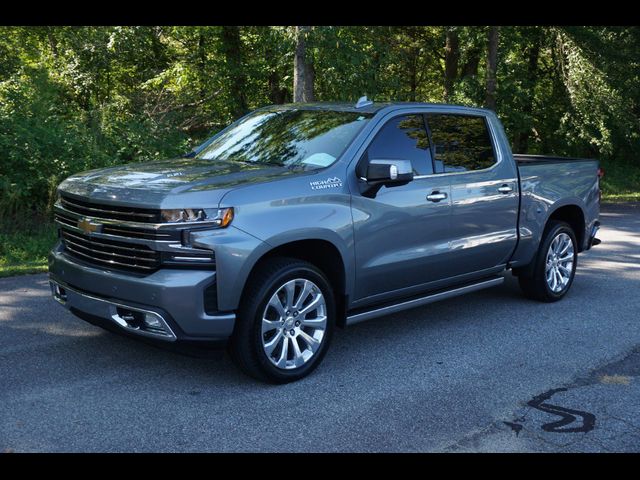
1 203 639 452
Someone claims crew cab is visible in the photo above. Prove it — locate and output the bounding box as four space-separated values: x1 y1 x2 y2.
49 99 601 383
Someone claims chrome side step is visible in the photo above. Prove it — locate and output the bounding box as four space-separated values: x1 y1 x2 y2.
346 276 504 326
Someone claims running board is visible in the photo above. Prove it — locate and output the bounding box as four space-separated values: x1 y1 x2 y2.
346 276 504 326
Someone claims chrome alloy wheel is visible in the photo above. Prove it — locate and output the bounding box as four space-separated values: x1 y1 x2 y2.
545 232 574 293
261 278 327 370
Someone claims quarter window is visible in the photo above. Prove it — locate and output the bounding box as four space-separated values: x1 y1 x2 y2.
364 114 433 175
426 114 496 172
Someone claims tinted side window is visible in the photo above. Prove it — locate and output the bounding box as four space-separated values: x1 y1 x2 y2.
365 114 433 175
426 114 496 172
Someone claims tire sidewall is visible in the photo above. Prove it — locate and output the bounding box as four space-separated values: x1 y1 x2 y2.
539 223 578 300
249 263 335 382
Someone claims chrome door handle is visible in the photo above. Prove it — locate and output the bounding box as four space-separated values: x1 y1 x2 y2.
426 192 448 202
498 185 513 194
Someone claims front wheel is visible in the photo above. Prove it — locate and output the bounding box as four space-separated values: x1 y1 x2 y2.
229 257 335 383
518 221 578 302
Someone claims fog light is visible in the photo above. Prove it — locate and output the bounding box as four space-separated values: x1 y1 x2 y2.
144 313 164 331
51 283 67 303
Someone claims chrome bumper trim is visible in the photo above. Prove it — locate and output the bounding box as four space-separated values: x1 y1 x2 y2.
50 280 177 342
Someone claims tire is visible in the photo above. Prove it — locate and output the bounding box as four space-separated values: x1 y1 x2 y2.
228 257 335 383
518 220 578 302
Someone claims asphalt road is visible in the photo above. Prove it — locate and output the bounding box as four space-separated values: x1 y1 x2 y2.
1 203 640 452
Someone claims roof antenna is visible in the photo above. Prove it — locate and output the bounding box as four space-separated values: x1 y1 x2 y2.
355 95 373 108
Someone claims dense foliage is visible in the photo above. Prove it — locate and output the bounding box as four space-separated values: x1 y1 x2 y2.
1 26 639 217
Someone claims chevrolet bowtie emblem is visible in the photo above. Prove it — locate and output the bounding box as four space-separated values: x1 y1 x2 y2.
77 217 102 235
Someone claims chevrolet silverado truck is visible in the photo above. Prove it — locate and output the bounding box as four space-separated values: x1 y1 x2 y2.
49 99 602 383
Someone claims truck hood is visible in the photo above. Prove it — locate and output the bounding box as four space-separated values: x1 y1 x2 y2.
58 158 301 208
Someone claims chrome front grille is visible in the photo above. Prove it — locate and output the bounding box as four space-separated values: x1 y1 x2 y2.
54 194 214 274
54 202 178 242
98 224 174 240
60 229 161 272
59 195 162 223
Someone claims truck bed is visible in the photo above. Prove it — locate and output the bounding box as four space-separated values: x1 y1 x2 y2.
510 154 600 267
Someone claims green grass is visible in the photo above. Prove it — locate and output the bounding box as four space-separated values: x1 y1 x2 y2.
600 159 640 203
0 217 57 278
601 193 640 202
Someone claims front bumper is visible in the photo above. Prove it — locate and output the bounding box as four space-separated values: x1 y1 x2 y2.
51 280 178 341
48 242 236 342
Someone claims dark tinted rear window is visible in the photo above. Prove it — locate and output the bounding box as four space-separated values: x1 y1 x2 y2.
426 114 496 172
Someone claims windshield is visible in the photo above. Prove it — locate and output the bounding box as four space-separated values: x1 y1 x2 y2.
196 108 372 170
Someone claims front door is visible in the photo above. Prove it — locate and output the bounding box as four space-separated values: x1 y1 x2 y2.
351 113 452 305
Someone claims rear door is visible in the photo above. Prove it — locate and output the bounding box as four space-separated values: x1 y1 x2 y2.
425 112 519 277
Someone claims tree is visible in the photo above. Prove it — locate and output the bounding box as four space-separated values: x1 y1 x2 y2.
514 27 542 152
485 26 500 110
444 28 459 102
219 26 248 119
2 25 639 218
293 26 315 102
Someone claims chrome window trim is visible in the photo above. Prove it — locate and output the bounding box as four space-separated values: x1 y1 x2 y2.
350 106 506 181
413 111 504 180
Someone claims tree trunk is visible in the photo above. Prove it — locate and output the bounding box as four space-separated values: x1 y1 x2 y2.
485 26 500 111
304 60 315 102
197 31 207 100
409 47 418 101
220 26 248 119
263 27 288 104
293 26 315 102
461 47 481 78
515 28 542 152
371 47 381 98
444 28 459 102
46 27 58 59
268 71 288 104
149 27 167 68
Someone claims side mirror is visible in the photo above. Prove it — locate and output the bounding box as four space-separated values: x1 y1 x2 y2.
366 159 414 185
360 159 414 198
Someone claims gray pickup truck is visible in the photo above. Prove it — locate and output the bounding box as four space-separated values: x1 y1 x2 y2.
49 100 601 383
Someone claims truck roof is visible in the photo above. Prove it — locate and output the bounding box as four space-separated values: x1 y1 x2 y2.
261 101 494 116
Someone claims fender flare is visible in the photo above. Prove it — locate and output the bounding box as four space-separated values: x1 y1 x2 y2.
226 228 353 311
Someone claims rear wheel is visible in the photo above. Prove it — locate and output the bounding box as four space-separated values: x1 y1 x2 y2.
229 257 335 383
518 221 577 302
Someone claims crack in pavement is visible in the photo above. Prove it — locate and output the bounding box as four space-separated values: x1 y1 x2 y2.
444 343 640 452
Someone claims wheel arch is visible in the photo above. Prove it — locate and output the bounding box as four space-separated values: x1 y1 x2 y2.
227 231 351 326
546 203 586 252
514 201 586 278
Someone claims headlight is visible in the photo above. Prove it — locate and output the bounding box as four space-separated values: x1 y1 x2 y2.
160 208 206 223
160 207 234 227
